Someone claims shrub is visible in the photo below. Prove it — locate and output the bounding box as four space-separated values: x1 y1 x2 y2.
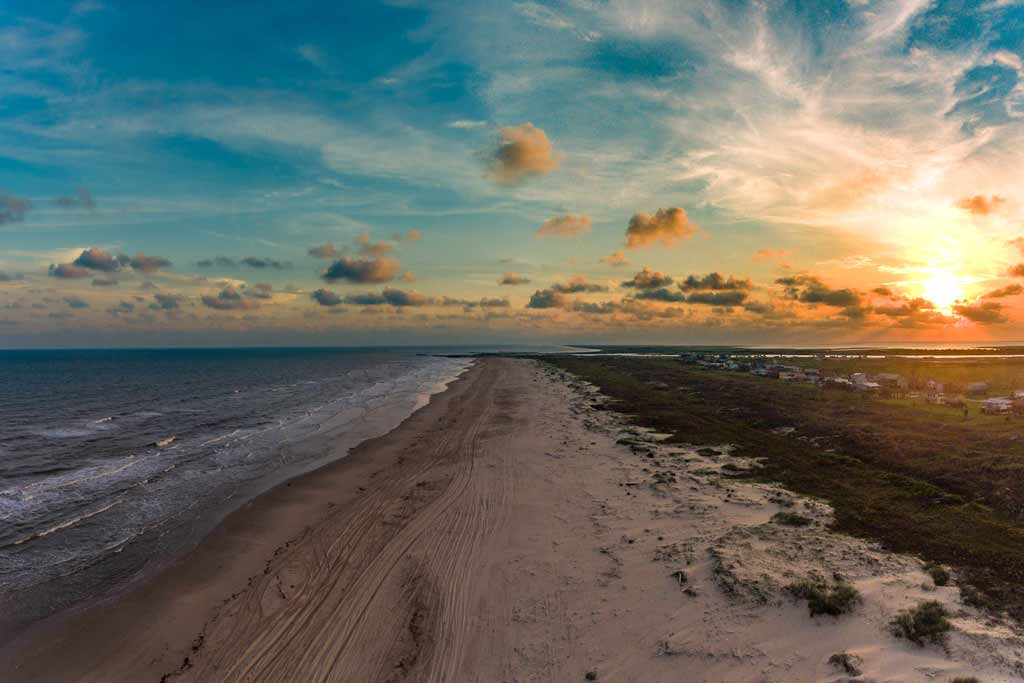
890 600 952 646
949 678 979 683
772 511 813 527
827 652 862 676
787 577 861 616
924 562 950 587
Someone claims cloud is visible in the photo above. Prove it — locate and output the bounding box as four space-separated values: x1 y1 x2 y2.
396 229 422 242
1007 263 1024 277
240 257 289 269
356 232 395 256
601 251 629 267
874 297 935 316
872 286 894 296
91 276 118 286
679 272 753 291
201 286 260 310
53 187 95 210
499 272 531 285
776 275 862 308
322 256 400 283
982 283 1024 298
621 267 673 290
107 301 135 316
752 248 790 262
489 123 560 185
245 283 274 299
72 247 121 272
297 44 327 69
343 288 432 307
526 289 568 309
536 213 592 238
150 292 184 310
197 256 237 268
311 288 343 307
129 252 172 273
64 296 89 309
686 290 748 306
48 263 91 279
0 192 31 224
448 119 487 129
955 195 1006 215
953 301 1008 324
624 208 697 248
633 287 687 303
551 275 607 293
308 243 339 259
0 271 24 282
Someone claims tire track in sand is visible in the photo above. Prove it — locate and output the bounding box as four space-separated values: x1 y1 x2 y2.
172 358 516 682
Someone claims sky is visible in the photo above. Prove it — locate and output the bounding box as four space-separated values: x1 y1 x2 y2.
3 0 1024 347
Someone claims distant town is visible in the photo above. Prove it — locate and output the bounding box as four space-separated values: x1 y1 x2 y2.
679 352 1024 416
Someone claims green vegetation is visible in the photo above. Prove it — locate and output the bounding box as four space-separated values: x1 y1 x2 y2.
545 356 1024 622
925 562 951 587
827 652 862 676
772 511 813 527
950 678 980 683
787 576 861 617
890 600 952 646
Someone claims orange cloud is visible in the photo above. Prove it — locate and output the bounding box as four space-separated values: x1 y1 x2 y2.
953 301 1008 324
498 272 531 285
956 195 1006 215
601 251 629 266
536 213 591 238
625 208 697 248
490 123 560 185
752 247 790 262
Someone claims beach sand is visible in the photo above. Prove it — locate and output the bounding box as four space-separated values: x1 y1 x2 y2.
3 357 1023 682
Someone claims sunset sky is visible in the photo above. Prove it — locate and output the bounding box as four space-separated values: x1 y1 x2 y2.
3 0 1024 347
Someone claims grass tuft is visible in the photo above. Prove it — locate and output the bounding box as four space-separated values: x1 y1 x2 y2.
787 576 861 617
772 511 813 527
890 600 952 646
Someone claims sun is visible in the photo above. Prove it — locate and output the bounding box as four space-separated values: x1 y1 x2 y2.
920 272 964 313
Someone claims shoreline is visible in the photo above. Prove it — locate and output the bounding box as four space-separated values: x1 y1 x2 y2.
0 358 482 681
4 357 1021 682
0 355 472 646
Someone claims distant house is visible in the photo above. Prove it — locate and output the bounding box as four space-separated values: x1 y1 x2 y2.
851 372 868 386
982 397 1013 414
967 381 990 396
926 380 945 394
1012 390 1024 400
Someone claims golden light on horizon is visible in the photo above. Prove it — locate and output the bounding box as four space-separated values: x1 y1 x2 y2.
920 271 964 313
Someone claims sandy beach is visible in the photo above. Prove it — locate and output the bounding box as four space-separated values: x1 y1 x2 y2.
3 357 1023 682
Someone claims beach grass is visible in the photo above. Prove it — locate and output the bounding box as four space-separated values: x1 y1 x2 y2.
545 355 1024 623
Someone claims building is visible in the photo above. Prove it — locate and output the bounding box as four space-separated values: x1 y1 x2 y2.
967 381 990 396
982 397 1013 414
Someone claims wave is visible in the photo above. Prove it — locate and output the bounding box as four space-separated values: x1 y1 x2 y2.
6 500 122 548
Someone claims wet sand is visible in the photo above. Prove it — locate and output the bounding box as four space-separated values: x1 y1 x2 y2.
3 357 1022 682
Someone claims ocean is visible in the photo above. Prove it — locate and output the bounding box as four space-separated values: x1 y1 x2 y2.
0 347 495 639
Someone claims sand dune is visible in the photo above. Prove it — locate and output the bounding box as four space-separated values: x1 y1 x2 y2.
4 358 1023 681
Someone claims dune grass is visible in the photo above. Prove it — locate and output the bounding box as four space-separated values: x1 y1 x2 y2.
545 356 1024 623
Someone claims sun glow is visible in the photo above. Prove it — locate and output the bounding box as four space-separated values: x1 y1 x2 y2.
920 272 965 313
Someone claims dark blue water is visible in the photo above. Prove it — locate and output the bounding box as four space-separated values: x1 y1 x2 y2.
0 347 477 638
